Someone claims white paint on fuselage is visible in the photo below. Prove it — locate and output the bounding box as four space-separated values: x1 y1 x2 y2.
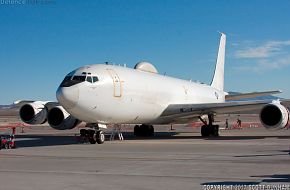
59 64 225 124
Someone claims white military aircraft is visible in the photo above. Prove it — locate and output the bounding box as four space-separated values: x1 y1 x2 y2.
17 33 290 144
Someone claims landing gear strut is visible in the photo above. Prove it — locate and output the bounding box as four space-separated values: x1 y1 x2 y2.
134 124 154 137
199 114 219 137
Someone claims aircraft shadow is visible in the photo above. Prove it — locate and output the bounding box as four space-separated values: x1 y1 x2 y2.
251 174 290 183
12 132 290 148
202 174 290 186
203 135 290 140
201 182 260 186
118 132 202 140
14 134 78 148
118 132 290 141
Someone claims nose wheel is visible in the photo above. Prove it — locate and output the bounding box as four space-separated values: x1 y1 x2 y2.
80 124 105 144
95 130 105 144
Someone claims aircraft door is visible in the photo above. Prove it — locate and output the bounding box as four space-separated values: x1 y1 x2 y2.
107 69 122 97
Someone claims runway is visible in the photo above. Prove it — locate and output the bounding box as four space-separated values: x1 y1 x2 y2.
0 123 290 190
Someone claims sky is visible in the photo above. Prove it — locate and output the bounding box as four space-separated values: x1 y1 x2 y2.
1 0 290 104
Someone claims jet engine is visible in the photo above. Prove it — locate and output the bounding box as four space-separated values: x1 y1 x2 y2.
259 102 289 130
19 101 47 124
47 106 80 130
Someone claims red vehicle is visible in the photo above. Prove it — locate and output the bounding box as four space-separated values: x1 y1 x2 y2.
0 134 15 149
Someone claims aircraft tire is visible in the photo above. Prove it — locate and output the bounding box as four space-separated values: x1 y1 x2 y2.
86 130 96 144
201 125 210 137
134 125 141 136
212 125 219 137
89 137 96 144
148 125 154 136
80 129 87 137
140 124 154 137
134 125 154 137
96 130 105 144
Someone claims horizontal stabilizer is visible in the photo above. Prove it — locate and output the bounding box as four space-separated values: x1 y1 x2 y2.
225 90 281 101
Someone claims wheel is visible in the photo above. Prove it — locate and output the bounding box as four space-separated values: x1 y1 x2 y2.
88 130 96 144
80 129 87 137
149 125 154 136
140 124 147 136
87 129 95 137
201 125 210 137
212 125 219 137
135 125 154 137
201 125 220 137
89 137 96 144
142 124 154 137
4 143 9 149
134 125 140 136
148 125 154 136
96 130 105 144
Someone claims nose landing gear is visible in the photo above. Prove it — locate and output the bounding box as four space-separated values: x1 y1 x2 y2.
80 124 105 144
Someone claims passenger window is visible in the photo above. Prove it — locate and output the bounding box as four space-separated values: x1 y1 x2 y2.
86 76 92 83
93 76 99 83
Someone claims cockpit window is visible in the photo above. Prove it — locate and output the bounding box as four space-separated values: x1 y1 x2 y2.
72 76 86 82
86 76 92 83
86 76 99 83
60 73 99 87
93 76 99 82
60 75 85 87
60 76 72 87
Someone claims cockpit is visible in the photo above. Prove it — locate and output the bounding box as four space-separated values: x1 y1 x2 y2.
60 71 99 87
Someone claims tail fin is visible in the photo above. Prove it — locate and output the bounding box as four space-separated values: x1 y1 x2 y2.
211 32 226 91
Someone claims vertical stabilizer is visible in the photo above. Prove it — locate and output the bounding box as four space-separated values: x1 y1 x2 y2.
211 32 226 91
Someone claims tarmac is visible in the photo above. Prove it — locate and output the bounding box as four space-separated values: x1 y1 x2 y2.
0 115 290 190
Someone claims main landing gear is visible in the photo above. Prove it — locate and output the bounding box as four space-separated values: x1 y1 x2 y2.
199 114 219 137
134 124 154 137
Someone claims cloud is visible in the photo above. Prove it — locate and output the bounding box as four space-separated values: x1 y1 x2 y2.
232 39 290 73
234 40 290 58
236 55 290 73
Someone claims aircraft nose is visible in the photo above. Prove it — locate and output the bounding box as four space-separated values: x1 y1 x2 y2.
56 86 79 109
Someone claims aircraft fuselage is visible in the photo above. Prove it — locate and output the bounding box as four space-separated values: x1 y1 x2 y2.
57 64 225 124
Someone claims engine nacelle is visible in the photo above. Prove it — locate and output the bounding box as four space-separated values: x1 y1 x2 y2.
259 102 289 130
47 106 80 130
19 101 47 124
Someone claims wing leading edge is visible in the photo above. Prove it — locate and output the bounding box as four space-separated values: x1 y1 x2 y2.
225 90 281 101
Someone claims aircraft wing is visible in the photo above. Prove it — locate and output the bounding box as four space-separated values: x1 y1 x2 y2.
158 99 290 123
225 90 281 101
12 100 59 110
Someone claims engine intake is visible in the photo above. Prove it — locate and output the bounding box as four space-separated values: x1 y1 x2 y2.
47 106 80 130
19 101 47 124
259 102 289 130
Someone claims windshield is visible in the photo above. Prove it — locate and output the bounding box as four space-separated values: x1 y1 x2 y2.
72 76 86 82
60 73 99 87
